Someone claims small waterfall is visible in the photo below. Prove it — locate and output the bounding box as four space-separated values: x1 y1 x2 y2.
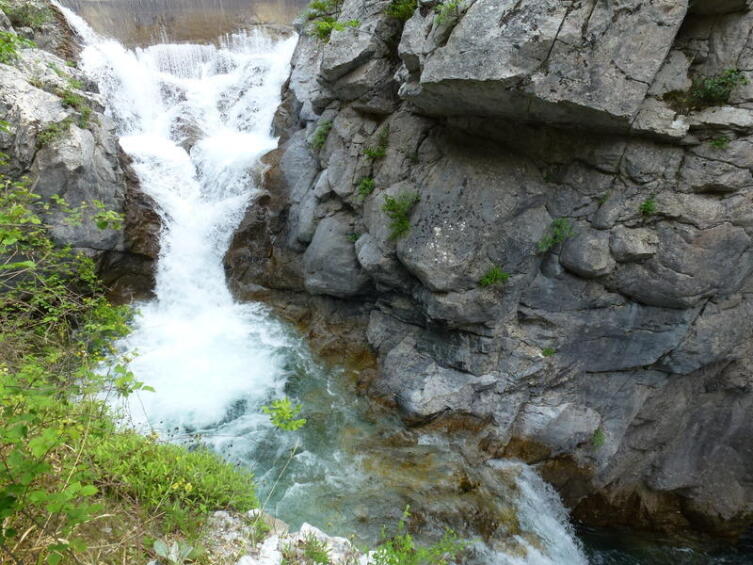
55 5 589 564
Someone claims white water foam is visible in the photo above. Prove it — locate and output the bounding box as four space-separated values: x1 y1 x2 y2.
54 5 590 563
57 2 298 430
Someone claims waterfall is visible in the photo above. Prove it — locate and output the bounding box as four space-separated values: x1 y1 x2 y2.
54 5 589 564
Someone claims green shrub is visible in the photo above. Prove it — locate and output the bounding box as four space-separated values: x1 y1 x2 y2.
541 347 556 357
357 177 376 196
709 135 731 149
306 0 342 20
639 197 657 217
348 232 361 242
261 397 306 431
692 69 748 106
0 30 34 64
383 191 419 240
664 69 748 112
310 17 359 42
537 218 574 253
310 119 333 149
91 432 257 531
479 265 509 287
385 0 417 21
36 117 73 147
0 0 52 29
434 0 461 25
371 507 466 565
364 126 389 159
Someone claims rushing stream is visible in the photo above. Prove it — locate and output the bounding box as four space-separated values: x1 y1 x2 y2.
53 3 753 564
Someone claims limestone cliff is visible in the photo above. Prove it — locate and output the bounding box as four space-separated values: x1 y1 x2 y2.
227 0 753 537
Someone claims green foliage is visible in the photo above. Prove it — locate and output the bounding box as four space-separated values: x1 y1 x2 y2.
306 0 342 20
48 62 67 77
364 126 390 159
0 30 34 65
153 539 194 565
310 120 333 149
0 154 257 562
357 176 376 196
59 88 92 128
0 171 137 563
385 0 417 21
371 507 466 565
302 533 331 564
310 17 359 42
348 232 361 243
664 69 749 112
0 0 52 29
692 69 748 106
434 0 461 25
262 397 307 431
36 117 73 148
639 197 657 217
383 191 419 240
541 347 556 357
479 265 509 287
592 428 606 448
67 76 83 90
709 135 731 149
537 218 574 253
91 432 258 532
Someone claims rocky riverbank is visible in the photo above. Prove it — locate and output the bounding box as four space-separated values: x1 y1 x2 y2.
225 0 753 538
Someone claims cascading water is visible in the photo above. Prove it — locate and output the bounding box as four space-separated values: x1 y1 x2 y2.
55 5 589 564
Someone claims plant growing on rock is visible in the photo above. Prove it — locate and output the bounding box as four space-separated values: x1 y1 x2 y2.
385 0 417 21
383 191 419 240
479 265 509 287
709 135 731 149
59 88 93 128
357 176 376 196
364 126 390 159
592 428 606 448
36 117 73 147
434 0 462 25
0 0 52 29
0 30 34 64
640 196 657 217
537 218 574 253
310 119 333 149
664 68 749 112
310 17 360 42
541 347 556 357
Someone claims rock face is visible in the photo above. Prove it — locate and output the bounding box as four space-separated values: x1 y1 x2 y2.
0 2 156 299
226 0 753 537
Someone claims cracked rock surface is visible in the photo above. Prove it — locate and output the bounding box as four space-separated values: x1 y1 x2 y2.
226 0 753 536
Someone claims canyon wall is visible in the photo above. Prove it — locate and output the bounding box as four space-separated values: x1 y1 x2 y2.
226 0 753 536
0 0 156 300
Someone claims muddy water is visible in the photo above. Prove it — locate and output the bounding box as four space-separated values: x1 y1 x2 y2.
58 0 308 45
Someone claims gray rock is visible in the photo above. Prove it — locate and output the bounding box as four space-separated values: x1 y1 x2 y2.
560 230 615 279
610 226 659 262
303 213 370 297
